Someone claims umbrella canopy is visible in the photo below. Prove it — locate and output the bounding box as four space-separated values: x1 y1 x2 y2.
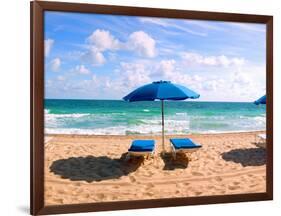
254 95 266 105
123 81 199 102
123 80 200 152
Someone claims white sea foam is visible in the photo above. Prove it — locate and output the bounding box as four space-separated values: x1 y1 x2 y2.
197 129 264 134
47 113 90 118
45 118 191 135
253 116 266 124
44 111 92 128
44 108 266 135
175 112 188 116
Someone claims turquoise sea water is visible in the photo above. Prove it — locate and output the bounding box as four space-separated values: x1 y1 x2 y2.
44 99 266 135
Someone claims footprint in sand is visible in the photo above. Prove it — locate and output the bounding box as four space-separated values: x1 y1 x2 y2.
76 188 84 193
214 176 223 182
45 194 52 198
176 183 184 188
53 198 64 204
191 171 204 176
83 194 90 198
143 170 154 177
207 185 215 190
112 185 120 189
46 186 53 191
219 190 226 194
96 193 106 200
57 189 66 194
228 185 240 190
112 195 118 200
249 183 259 188
146 182 155 189
194 191 203 196
129 176 137 183
144 191 154 197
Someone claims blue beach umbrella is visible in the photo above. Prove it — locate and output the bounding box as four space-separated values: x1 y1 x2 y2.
254 95 266 105
123 80 200 152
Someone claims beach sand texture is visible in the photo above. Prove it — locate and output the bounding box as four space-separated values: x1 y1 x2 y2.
44 132 266 205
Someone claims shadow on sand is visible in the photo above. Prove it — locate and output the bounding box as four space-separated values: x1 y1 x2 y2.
50 153 143 182
161 152 189 170
221 147 266 167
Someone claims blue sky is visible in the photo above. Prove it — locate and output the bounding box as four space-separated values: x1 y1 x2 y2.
44 11 266 102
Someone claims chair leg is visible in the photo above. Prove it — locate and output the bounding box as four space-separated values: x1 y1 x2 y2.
125 153 130 161
172 151 176 160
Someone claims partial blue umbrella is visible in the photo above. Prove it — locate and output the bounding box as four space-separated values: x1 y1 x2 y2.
254 95 266 105
123 80 200 152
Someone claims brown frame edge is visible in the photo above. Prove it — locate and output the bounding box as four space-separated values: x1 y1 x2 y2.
31 1 45 215
30 1 273 215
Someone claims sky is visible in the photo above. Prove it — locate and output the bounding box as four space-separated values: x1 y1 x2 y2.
44 11 266 102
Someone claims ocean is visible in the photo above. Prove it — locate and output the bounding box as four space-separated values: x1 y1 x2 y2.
44 99 266 135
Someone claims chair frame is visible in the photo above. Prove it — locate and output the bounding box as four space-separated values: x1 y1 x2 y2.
170 139 201 160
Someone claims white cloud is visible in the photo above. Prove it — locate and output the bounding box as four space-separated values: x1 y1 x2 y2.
92 74 98 82
159 60 176 75
181 52 245 67
73 65 90 75
57 75 65 81
151 59 176 78
45 39 54 57
46 55 265 102
232 71 251 86
65 51 84 61
82 47 105 66
184 20 224 31
229 23 266 33
82 30 157 66
139 17 207 37
119 62 151 88
202 79 225 91
229 71 258 99
127 31 156 58
50 58 61 72
138 17 169 27
232 58 245 66
87 29 120 51
82 29 118 66
81 29 156 66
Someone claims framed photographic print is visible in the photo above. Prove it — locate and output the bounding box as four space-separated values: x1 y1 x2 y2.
31 1 273 215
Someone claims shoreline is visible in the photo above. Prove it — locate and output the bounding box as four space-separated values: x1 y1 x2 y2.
45 130 265 138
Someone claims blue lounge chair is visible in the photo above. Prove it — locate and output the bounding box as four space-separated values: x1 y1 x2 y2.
170 138 202 159
127 140 156 160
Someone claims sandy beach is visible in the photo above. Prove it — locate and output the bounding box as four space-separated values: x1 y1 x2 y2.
44 131 266 205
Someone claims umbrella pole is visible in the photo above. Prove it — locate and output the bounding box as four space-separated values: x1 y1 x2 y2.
161 100 165 152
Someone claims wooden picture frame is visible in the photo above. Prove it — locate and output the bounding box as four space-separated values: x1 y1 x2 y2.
31 1 273 215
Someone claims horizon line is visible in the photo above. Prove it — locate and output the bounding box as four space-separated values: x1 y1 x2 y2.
44 98 255 103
